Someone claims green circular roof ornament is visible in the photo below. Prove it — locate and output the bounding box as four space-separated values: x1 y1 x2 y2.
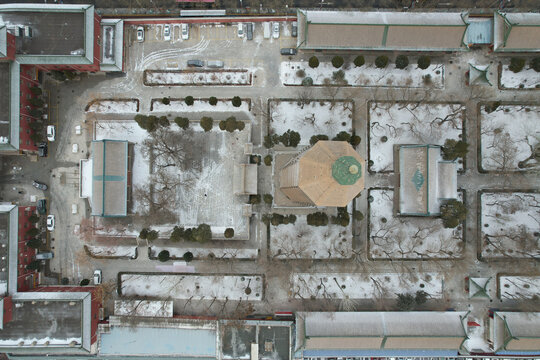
332 156 362 185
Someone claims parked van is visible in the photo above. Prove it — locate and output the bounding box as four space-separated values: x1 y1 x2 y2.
263 22 271 39
36 252 54 260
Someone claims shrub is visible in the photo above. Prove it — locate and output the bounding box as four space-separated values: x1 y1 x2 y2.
50 70 67 82
79 278 90 286
279 130 301 147
353 55 365 67
170 226 185 242
158 250 170 262
296 69 306 78
332 70 346 84
200 116 214 132
139 228 149 239
307 212 328 226
28 214 40 223
417 55 431 69
375 55 389 69
184 96 194 105
301 77 313 86
509 58 526 73
158 116 170 127
30 108 43 118
264 155 272 166
209 96 218 105
531 57 540 72
29 121 43 132
422 74 432 86
30 86 43 96
220 116 244 132
350 135 361 147
440 199 467 228
61 277 69 285
395 55 409 69
310 134 329 145
331 207 350 227
26 227 40 237
26 238 41 249
29 98 45 108
331 56 344 68
415 290 428 305
232 96 242 107
263 194 273 205
26 260 41 271
174 117 189 129
146 229 159 242
270 213 285 226
442 139 468 161
161 97 170 105
191 224 212 243
287 214 297 224
353 210 364 221
250 155 261 165
263 134 280 148
308 56 319 68
333 131 351 142
183 251 194 262
485 101 501 114
30 133 43 144
135 115 159 132
224 228 235 238
396 293 415 310
64 70 76 80
249 194 261 205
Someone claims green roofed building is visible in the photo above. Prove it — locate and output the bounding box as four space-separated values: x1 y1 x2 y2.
490 312 540 354
90 140 130 217
296 10 474 52
396 144 458 216
494 11 540 52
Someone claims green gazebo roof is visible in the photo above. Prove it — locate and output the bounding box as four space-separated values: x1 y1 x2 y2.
332 156 362 185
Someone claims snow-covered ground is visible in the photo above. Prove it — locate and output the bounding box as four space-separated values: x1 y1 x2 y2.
94 120 250 238
152 99 250 113
499 64 540 89
0 337 81 347
480 105 540 171
499 276 540 300
280 61 444 88
150 246 257 260
369 102 464 172
480 192 540 259
369 189 464 259
144 70 251 86
269 212 352 259
269 100 353 146
114 300 173 317
86 99 138 113
120 274 263 300
86 245 137 258
291 272 443 300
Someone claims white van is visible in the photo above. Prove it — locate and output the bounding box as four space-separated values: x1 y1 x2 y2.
263 22 271 39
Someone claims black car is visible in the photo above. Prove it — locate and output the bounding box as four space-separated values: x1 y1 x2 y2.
38 142 47 157
37 199 47 215
280 47 297 56
291 21 297 37
246 23 253 40
187 59 204 67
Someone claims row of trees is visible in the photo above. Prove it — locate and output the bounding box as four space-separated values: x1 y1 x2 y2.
308 55 431 70
140 224 213 244
135 114 245 133
263 129 301 148
164 96 242 107
309 131 361 147
509 57 540 73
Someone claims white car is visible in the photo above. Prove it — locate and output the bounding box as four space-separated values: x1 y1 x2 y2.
46 125 55 141
272 22 280 39
136 26 144 42
237 23 244 38
46 215 55 231
163 24 171 41
181 24 189 40
93 270 102 285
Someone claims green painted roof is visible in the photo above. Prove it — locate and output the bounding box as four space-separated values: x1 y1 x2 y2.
332 156 362 185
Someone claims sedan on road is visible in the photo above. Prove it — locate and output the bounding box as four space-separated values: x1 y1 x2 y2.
181 24 189 40
136 26 144 42
46 215 55 231
46 125 55 141
280 48 297 56
272 22 280 39
32 180 48 191
93 269 102 285
163 24 171 41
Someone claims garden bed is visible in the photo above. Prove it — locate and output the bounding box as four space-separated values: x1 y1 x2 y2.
151 98 250 112
498 275 540 300
368 102 465 173
499 63 540 89
149 246 257 260
268 99 353 146
291 272 443 300
280 61 444 88
144 69 252 86
86 98 139 113
368 189 464 260
479 191 540 259
479 104 540 172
